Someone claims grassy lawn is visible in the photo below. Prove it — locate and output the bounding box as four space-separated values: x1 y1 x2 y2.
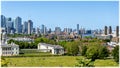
4 56 119 67
5 56 82 67
94 59 119 67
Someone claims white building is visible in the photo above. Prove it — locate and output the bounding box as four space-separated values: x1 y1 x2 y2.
0 31 19 56
38 43 64 55
10 37 34 42
1 43 19 56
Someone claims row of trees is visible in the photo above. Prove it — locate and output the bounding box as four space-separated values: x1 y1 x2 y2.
8 39 37 49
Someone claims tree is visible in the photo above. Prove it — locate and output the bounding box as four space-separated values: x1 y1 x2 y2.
76 58 94 67
112 45 119 63
66 42 79 56
86 43 109 61
98 46 109 59
81 45 87 56
86 45 99 61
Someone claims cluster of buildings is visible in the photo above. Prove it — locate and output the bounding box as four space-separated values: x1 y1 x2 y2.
1 15 33 34
0 28 64 56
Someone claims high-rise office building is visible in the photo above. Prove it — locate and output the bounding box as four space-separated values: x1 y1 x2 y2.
116 26 119 37
1 15 6 28
6 17 14 34
15 16 22 34
77 24 79 35
48 28 52 34
28 20 33 34
41 24 46 35
23 21 28 34
104 26 108 35
109 26 112 34
55 27 61 35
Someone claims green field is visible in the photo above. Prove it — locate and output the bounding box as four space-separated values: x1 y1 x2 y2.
4 56 119 67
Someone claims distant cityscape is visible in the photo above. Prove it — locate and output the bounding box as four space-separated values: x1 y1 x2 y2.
1 15 119 37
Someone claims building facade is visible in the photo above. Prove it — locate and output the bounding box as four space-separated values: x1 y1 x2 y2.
38 43 64 55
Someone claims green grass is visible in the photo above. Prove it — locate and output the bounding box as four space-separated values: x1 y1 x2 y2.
4 56 119 67
5 56 82 67
94 59 119 67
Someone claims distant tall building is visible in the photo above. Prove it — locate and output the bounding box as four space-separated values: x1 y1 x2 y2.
15 17 22 34
55 27 61 35
23 21 28 34
104 26 108 35
6 17 14 34
41 24 46 35
28 20 33 34
116 26 119 37
77 24 79 35
109 26 112 34
68 28 72 34
36 27 40 34
48 28 52 34
1 15 6 28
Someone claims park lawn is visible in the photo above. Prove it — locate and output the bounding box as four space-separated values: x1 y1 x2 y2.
5 56 82 67
5 56 119 67
94 59 119 67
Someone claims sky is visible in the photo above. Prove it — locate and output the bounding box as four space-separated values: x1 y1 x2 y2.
1 1 119 30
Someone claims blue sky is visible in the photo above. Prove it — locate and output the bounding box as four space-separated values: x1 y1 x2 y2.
1 1 119 30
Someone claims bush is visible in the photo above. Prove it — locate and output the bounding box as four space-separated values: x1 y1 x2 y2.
112 45 119 63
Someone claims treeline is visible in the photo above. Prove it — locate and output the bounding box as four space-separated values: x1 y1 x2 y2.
7 37 119 63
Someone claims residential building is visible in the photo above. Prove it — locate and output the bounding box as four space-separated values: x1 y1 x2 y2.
109 26 112 34
104 26 108 35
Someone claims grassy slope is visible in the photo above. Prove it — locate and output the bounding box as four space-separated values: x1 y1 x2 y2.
5 56 119 67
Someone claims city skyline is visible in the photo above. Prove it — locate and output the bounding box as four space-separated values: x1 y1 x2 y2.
1 1 119 30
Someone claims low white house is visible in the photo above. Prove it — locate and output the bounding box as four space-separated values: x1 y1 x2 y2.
1 43 19 56
38 43 64 55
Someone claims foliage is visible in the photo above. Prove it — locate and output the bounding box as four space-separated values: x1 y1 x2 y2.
76 58 94 67
7 39 37 49
112 45 119 63
34 37 56 45
98 46 109 59
81 45 87 56
65 42 79 56
1 57 9 67
86 43 109 61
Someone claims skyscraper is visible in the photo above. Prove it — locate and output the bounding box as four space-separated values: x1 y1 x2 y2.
104 26 108 35
116 26 119 37
28 20 33 34
109 26 112 34
55 27 61 35
15 16 22 34
41 24 46 35
77 24 79 35
6 17 14 34
23 21 28 34
1 15 6 28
